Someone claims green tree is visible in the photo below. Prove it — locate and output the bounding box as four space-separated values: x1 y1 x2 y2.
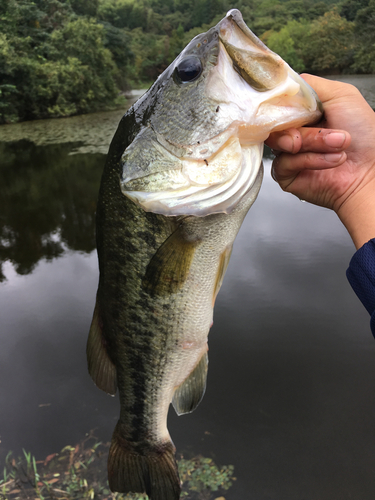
100 21 134 88
341 0 369 21
1 0 373 123
48 18 122 114
125 27 169 84
351 0 375 73
0 3 124 123
303 10 355 73
190 0 225 27
97 0 149 29
265 20 308 73
169 23 185 59
70 0 99 17
252 0 290 33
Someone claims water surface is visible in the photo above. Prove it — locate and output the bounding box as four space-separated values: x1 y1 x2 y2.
1 79 375 499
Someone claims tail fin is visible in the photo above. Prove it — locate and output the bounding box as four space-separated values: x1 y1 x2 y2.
108 422 181 500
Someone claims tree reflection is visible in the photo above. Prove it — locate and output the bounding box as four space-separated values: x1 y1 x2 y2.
0 140 105 281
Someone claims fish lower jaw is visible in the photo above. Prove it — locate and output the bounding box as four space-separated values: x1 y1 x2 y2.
124 142 263 217
260 108 323 134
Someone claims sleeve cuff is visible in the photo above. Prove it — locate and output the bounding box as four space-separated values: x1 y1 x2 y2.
346 238 375 316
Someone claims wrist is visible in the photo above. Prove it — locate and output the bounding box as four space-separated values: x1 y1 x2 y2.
337 180 375 250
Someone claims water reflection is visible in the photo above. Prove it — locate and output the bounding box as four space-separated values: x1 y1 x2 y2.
0 140 104 281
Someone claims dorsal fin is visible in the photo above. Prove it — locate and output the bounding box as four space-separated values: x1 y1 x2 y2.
172 351 208 416
86 300 117 396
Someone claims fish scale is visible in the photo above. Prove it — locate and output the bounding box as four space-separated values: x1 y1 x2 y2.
87 8 322 500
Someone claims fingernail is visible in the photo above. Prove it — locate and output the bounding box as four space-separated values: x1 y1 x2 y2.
324 132 346 148
271 165 277 181
271 158 279 181
277 134 294 152
324 152 344 162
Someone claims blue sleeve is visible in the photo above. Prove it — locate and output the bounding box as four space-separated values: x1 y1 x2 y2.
346 238 375 336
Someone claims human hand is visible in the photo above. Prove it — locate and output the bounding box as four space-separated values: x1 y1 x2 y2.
265 74 375 249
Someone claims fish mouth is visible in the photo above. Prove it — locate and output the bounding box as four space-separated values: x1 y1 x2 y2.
219 9 289 93
209 9 323 142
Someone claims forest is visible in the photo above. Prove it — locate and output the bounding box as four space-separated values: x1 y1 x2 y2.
0 0 374 123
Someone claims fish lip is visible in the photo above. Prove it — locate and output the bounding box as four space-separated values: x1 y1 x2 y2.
223 9 269 52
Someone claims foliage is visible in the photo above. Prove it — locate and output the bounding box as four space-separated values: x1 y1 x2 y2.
304 10 355 72
100 21 134 88
179 456 235 497
351 0 375 73
263 9 355 73
0 434 235 500
0 0 124 123
124 27 169 84
70 0 99 17
0 0 374 123
264 20 308 72
340 0 369 22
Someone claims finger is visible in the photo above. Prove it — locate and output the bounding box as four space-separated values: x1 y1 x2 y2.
266 127 351 154
300 74 339 103
265 128 302 154
271 151 347 183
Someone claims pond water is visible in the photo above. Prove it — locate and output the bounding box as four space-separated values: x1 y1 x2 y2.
1 79 375 499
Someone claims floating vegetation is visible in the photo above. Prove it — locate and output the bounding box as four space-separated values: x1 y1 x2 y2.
0 432 235 500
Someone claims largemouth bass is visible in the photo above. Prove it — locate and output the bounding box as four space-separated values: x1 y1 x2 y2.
87 9 322 500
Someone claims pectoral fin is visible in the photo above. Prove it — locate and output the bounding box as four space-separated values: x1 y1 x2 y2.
213 245 233 305
172 351 208 416
86 300 117 396
143 224 200 296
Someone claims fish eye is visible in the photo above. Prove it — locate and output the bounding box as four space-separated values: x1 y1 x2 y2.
174 56 202 83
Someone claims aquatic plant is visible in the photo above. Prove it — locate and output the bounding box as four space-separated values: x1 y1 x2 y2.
0 432 235 500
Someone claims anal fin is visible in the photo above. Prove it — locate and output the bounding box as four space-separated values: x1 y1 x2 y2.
172 351 208 416
86 300 117 396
